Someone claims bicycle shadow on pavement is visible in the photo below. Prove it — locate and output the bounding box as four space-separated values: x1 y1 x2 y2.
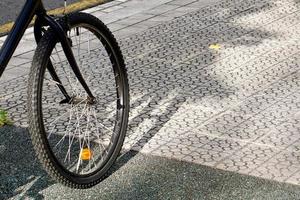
116 0 280 168
0 124 158 199
0 0 293 197
0 125 54 199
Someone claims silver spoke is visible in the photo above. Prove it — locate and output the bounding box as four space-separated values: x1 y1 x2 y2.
38 22 127 177
92 108 109 156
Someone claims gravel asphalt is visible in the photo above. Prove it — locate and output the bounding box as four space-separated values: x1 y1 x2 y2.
1 126 300 199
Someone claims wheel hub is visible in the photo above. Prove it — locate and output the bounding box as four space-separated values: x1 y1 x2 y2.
71 96 96 105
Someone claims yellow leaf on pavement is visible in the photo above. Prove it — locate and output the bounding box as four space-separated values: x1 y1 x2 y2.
209 44 221 50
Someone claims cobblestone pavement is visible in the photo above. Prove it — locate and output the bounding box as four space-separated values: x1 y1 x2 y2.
0 0 300 186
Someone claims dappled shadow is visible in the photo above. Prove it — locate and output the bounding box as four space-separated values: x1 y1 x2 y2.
1 0 299 196
41 151 300 199
104 1 300 188
120 0 284 162
0 126 54 199
103 152 300 200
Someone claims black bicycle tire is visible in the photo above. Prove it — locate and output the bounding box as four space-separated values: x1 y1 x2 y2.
27 12 129 189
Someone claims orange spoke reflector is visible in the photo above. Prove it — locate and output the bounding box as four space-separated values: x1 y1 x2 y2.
80 148 93 160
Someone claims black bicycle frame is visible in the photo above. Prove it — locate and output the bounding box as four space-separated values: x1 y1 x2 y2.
0 0 95 101
0 0 40 76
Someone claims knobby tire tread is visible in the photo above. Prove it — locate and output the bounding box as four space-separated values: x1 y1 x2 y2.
27 12 129 189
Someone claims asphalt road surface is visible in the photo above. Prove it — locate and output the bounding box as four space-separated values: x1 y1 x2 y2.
0 0 79 25
1 126 300 199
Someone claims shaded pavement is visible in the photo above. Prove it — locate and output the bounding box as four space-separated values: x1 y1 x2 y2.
1 126 300 199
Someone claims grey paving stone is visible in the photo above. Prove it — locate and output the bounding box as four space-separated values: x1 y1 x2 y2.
121 0 174 8
16 51 35 60
1 64 30 81
0 0 299 187
182 148 230 167
96 0 122 9
7 57 30 67
0 35 7 42
167 6 200 16
186 0 224 8
133 19 164 29
286 172 300 185
102 5 124 13
115 13 155 26
114 24 150 39
144 4 180 15
167 0 198 6
13 40 36 56
97 0 175 24
107 22 128 32
250 158 300 183
82 6 104 14
146 14 176 23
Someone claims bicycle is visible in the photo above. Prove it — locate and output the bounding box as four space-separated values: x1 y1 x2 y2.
0 0 129 189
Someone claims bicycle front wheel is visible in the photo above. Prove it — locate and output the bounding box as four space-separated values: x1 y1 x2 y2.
28 12 129 188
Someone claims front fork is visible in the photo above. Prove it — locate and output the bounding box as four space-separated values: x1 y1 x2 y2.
34 13 95 104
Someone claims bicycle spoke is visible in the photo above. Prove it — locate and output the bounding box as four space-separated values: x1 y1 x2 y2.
92 108 109 155
32 18 127 180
